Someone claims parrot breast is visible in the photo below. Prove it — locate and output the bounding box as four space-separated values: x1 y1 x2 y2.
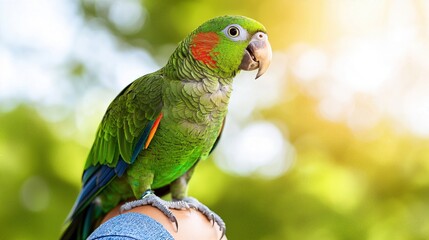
126 75 233 192
162 76 232 144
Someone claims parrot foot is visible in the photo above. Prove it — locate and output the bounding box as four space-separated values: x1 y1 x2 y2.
182 196 226 239
120 190 190 230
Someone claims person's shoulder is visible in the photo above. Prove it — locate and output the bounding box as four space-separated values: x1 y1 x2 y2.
88 212 174 240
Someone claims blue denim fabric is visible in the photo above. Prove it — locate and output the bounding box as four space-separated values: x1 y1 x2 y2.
88 212 174 240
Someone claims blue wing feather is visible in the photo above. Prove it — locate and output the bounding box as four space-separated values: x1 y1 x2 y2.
114 157 128 177
61 75 164 240
66 118 156 222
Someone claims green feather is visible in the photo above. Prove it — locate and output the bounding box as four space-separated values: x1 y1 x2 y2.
62 15 268 240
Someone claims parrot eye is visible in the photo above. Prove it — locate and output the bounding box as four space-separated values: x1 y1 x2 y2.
228 26 240 37
222 24 248 41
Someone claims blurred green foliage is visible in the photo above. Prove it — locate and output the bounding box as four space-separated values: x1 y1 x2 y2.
1 0 429 239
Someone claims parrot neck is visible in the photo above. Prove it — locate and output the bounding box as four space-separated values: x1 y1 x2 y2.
160 39 235 133
163 38 239 81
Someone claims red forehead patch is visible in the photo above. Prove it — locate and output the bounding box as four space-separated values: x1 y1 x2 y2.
190 32 219 68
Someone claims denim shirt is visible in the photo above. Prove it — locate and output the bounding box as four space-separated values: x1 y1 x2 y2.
88 212 174 240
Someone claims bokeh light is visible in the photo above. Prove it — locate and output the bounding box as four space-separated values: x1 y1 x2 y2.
217 121 295 178
1 0 429 239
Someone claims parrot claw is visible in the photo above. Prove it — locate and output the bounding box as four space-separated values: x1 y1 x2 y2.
182 197 226 239
120 193 225 238
120 192 190 231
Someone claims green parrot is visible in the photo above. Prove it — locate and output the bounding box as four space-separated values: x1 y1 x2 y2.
60 15 272 240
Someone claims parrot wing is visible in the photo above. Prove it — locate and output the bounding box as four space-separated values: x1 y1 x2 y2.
66 74 164 222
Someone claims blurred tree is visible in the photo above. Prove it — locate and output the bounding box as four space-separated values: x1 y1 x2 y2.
0 106 80 238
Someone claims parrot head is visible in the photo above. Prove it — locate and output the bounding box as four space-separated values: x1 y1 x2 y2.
187 15 272 79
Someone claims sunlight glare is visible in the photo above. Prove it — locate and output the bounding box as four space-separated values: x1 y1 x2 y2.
217 122 294 178
292 47 327 82
109 0 146 34
331 38 392 93
399 88 429 137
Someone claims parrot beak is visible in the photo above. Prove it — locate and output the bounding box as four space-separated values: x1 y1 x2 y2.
239 32 272 79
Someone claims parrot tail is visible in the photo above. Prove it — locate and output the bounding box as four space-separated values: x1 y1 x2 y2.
60 202 102 240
